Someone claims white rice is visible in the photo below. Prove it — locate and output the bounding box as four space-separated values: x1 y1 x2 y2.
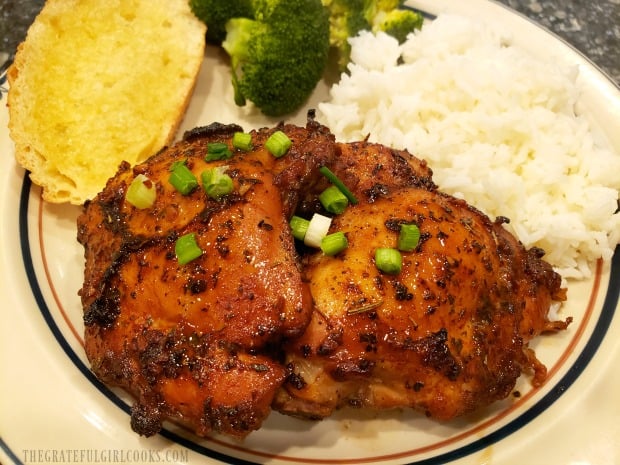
318 14 620 279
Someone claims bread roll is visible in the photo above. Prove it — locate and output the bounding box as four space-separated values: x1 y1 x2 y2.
7 0 206 204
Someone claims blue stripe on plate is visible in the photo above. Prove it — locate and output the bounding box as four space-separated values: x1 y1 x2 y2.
15 169 620 465
0 436 25 465
16 178 273 464
405 248 619 465
10 4 620 455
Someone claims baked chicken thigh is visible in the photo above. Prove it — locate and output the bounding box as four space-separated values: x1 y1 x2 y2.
274 140 570 421
78 118 335 438
78 117 569 439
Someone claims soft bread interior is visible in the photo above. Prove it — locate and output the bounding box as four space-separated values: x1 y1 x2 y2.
7 0 206 204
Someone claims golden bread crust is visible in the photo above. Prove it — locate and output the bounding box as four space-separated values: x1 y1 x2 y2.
7 0 206 204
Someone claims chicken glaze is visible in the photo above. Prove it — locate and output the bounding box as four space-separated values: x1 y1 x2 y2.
78 115 570 439
78 117 335 438
274 139 570 420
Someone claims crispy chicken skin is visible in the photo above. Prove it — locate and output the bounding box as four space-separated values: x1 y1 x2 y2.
77 117 336 438
274 140 570 421
78 118 569 438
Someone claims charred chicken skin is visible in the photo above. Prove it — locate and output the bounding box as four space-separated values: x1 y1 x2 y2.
274 140 570 421
78 117 569 439
77 117 336 438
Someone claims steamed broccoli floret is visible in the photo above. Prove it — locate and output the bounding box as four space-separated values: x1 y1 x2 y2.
222 0 330 117
365 0 424 43
189 0 253 45
362 0 401 23
322 0 423 70
321 0 368 71
372 8 424 43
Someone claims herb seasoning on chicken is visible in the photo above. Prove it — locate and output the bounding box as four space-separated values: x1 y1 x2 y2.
274 139 571 421
78 116 335 438
78 115 570 439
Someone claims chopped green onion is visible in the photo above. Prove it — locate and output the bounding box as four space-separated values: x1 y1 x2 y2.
375 248 402 275
304 213 332 248
319 166 359 205
319 185 349 214
398 224 421 251
265 130 292 158
206 142 233 161
175 233 202 265
169 161 198 195
126 174 157 209
202 166 234 199
321 231 348 256
232 132 253 151
289 215 310 241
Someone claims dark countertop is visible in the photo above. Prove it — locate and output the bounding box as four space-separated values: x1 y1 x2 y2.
1 0 619 85
497 0 620 85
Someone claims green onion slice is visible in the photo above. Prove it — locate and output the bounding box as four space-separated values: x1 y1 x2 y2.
265 130 292 158
289 215 310 241
175 233 202 265
202 166 234 199
398 224 421 252
319 166 359 205
319 185 349 214
321 231 348 256
206 142 233 161
126 174 157 209
304 213 332 248
375 248 402 275
232 132 253 151
169 161 199 195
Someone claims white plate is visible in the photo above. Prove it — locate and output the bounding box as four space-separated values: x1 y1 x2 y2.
1 1 619 464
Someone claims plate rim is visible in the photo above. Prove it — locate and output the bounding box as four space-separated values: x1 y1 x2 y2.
13 177 618 465
2 1 620 464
